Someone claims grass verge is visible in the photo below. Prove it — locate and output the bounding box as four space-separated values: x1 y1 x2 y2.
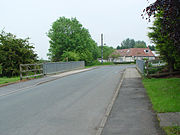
163 126 180 135
143 78 180 113
0 77 20 85
143 78 180 135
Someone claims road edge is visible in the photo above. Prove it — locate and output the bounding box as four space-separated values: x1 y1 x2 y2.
0 67 97 97
0 67 97 88
96 69 125 135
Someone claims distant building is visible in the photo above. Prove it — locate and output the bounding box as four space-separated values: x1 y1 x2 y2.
109 48 155 62
97 58 108 63
152 51 160 58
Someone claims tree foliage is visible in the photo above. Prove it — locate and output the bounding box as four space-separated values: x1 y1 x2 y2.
120 38 135 49
0 31 37 77
143 0 180 51
116 45 121 50
99 46 114 60
118 38 147 49
134 40 147 48
110 53 121 61
111 53 121 59
148 12 180 71
148 45 156 51
61 51 80 61
47 17 100 65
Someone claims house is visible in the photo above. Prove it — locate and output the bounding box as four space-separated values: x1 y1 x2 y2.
109 48 155 62
152 51 160 58
97 58 108 63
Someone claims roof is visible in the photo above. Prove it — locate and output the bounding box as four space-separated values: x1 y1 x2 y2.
113 48 155 57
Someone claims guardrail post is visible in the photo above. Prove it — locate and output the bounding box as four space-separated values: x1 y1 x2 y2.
26 65 29 79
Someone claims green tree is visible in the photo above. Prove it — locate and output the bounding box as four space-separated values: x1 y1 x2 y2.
0 30 37 77
116 45 121 50
47 17 99 65
134 40 147 48
143 0 180 52
148 12 180 72
99 46 114 60
110 53 121 61
120 38 135 49
119 38 147 49
37 58 50 63
61 51 80 61
148 45 155 51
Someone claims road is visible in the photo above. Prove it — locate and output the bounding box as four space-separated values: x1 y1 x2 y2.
0 65 134 135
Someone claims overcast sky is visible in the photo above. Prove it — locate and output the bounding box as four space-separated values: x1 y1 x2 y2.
0 0 155 59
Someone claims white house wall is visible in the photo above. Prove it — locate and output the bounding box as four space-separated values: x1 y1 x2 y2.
109 56 155 62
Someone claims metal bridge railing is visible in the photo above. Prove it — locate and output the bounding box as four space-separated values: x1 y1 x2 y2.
20 61 85 80
43 61 85 75
136 60 145 74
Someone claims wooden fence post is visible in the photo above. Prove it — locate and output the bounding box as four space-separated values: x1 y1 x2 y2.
19 63 44 80
20 64 22 80
34 64 36 78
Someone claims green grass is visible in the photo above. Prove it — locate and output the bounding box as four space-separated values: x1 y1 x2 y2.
0 77 20 85
143 78 180 113
163 126 180 135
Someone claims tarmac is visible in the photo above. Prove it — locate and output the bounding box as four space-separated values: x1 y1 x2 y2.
1 66 179 134
0 68 95 97
101 68 165 135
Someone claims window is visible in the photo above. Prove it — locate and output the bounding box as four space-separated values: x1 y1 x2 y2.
144 50 149 53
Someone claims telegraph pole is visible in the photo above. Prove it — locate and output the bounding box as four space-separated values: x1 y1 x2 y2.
101 34 103 64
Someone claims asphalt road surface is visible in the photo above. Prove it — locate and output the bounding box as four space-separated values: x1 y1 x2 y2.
0 65 134 135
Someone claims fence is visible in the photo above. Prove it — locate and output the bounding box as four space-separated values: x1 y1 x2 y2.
43 61 85 75
20 61 85 80
145 60 180 77
20 63 44 80
136 59 180 77
136 59 167 77
136 60 145 74
145 59 166 77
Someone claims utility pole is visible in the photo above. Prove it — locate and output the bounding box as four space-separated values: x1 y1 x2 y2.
101 34 103 64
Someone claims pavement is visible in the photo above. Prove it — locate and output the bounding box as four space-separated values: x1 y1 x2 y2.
101 68 165 135
158 112 180 127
